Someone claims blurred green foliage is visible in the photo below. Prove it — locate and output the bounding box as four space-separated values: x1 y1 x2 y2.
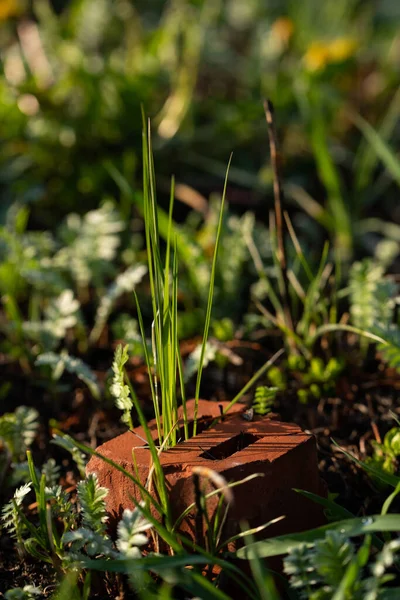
1 0 399 242
366 426 400 479
1 0 400 391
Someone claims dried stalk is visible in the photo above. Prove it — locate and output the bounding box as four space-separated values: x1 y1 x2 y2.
263 99 296 349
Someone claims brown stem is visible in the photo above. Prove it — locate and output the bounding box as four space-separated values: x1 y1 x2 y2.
263 99 296 348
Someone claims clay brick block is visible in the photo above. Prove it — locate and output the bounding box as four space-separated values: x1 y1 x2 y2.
86 399 324 546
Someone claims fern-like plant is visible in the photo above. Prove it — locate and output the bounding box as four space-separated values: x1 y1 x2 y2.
349 258 397 332
109 344 134 430
23 289 81 352
36 351 100 400
375 324 400 373
76 474 109 536
89 264 147 344
252 386 278 415
1 483 32 550
0 406 39 463
62 474 115 561
284 528 400 599
116 502 153 558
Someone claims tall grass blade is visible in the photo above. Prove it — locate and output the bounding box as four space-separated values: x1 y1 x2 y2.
237 514 400 560
354 108 400 191
242 524 280 600
193 153 232 435
309 94 352 257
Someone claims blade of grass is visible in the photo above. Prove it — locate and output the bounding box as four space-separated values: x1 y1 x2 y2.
134 293 161 442
123 373 172 529
308 93 352 257
242 523 281 600
193 153 232 435
333 439 400 488
307 323 388 349
237 514 400 560
354 106 400 191
284 211 314 283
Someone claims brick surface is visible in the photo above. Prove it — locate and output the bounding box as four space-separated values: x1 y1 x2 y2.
86 399 324 547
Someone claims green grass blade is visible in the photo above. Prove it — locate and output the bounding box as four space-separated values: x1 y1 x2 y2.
333 439 400 488
176 337 189 441
309 96 352 256
134 293 161 441
294 488 383 550
193 153 232 435
298 241 330 341
354 87 400 195
81 554 208 573
237 514 400 560
242 525 280 600
381 482 400 516
354 113 400 189
293 489 354 521
123 373 172 527
307 324 387 348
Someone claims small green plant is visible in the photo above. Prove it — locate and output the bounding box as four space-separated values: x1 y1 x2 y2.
239 501 400 599
0 406 39 488
183 338 243 383
1 482 32 553
36 351 101 400
111 313 146 356
365 426 400 481
0 201 147 376
376 325 400 374
349 258 396 334
284 530 355 598
252 386 278 416
62 474 116 562
0 406 39 463
291 356 344 405
89 264 147 345
284 530 400 599
349 257 397 354
348 256 400 374
246 103 354 389
124 116 280 448
110 344 135 430
245 103 400 410
51 433 87 479
265 356 344 405
1 454 154 581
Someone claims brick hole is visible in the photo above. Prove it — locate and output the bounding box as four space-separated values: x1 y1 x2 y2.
199 432 265 461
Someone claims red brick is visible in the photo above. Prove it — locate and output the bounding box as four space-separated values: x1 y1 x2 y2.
86 399 324 547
